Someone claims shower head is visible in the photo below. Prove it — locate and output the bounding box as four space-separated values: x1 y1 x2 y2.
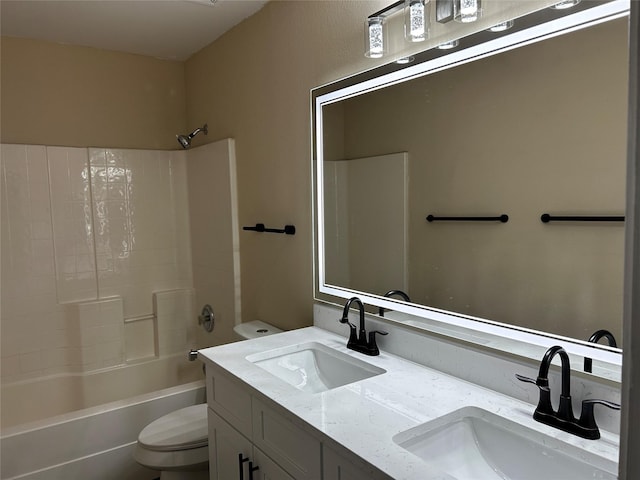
176 124 208 149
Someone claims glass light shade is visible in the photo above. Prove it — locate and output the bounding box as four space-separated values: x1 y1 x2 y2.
454 0 481 23
365 16 386 58
550 0 581 9
404 0 429 43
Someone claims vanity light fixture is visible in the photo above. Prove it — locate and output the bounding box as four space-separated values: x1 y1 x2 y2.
365 16 386 58
365 0 431 58
405 0 429 42
437 39 459 49
454 0 481 23
550 0 581 9
435 0 481 24
488 20 514 32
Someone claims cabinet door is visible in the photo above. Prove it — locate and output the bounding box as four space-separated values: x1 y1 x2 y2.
252 398 322 480
208 408 252 480
250 447 295 480
207 367 253 438
323 444 384 480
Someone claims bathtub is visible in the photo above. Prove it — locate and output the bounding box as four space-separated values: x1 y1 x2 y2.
1 355 205 480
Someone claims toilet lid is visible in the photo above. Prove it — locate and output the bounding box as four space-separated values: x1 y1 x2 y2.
138 404 208 452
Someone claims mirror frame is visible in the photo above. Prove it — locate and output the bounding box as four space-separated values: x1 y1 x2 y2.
312 0 629 371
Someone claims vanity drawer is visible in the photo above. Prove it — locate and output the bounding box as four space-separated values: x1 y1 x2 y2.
252 397 322 480
207 367 253 439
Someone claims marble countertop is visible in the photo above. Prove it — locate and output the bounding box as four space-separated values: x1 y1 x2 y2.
199 326 619 480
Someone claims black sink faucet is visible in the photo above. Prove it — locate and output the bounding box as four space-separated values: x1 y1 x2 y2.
340 297 388 356
516 345 620 440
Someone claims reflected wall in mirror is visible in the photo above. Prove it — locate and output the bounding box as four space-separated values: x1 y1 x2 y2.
316 2 629 351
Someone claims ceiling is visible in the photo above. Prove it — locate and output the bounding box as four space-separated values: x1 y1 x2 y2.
0 0 269 61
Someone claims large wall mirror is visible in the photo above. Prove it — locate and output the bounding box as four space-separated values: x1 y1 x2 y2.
313 0 629 375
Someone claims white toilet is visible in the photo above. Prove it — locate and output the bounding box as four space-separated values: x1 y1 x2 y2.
134 320 283 480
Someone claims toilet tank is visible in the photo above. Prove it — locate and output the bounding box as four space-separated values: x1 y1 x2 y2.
233 320 283 340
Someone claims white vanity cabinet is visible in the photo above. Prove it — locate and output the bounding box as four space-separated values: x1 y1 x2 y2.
208 408 294 480
206 365 322 480
323 444 383 480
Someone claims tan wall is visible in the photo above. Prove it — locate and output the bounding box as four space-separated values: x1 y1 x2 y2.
0 0 585 335
0 36 186 150
184 1 390 331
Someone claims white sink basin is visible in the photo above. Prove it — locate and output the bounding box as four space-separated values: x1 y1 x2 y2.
393 406 616 480
246 342 386 393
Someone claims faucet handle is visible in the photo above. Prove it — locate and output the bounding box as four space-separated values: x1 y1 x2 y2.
515 373 536 384
515 373 550 391
578 399 621 439
367 330 388 351
369 330 388 339
339 317 358 343
583 399 621 409
339 317 355 327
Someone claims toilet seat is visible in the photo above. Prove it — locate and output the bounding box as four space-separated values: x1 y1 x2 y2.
138 404 208 452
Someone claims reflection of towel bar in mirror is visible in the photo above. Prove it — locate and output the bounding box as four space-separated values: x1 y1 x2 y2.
540 214 625 223
426 214 509 223
243 223 296 235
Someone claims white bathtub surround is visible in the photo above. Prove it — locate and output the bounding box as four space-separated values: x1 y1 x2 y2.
2 140 239 438
200 326 620 479
0 381 205 480
70 297 126 370
154 288 196 356
46 146 99 303
185 139 242 347
1 353 203 429
1 144 193 385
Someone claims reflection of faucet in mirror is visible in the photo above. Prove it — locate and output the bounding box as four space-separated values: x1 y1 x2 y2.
339 297 388 356
378 290 411 317
516 346 620 439
584 330 618 373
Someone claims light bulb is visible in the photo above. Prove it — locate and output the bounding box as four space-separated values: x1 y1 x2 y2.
455 0 481 23
550 0 581 9
405 0 428 43
365 17 385 58
488 20 514 32
396 56 415 64
438 39 459 49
